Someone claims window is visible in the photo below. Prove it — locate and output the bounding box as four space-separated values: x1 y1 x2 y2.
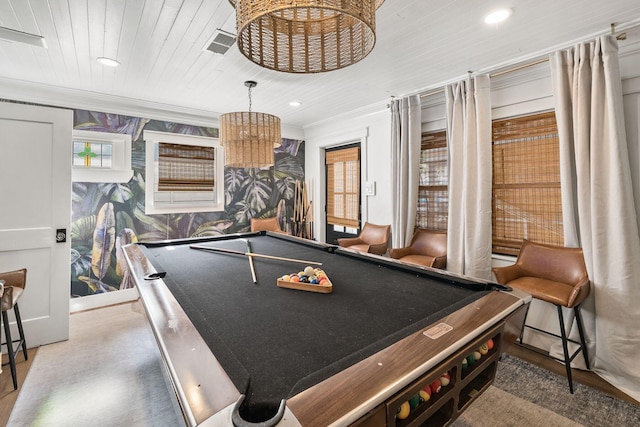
492 111 563 255
326 147 360 228
144 130 224 214
417 130 448 231
72 130 133 183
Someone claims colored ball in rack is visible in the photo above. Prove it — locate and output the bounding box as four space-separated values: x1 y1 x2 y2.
473 351 482 361
310 278 319 284
486 338 494 350
281 275 291 282
291 276 300 282
419 387 431 403
440 372 451 387
299 276 309 283
304 266 315 276
467 354 476 366
429 378 442 394
409 394 420 410
396 401 411 420
478 343 489 355
461 358 468 371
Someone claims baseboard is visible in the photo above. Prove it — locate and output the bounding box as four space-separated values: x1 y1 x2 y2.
69 288 139 313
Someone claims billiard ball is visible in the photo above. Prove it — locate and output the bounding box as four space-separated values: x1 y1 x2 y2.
440 372 451 387
304 266 315 277
461 358 468 371
472 351 482 361
429 378 442 394
478 343 489 355
419 387 431 403
467 354 476 365
409 394 420 410
281 274 291 281
396 401 410 419
486 338 494 350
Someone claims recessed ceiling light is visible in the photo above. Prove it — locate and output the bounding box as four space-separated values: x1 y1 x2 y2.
289 101 302 107
97 57 120 67
484 8 512 25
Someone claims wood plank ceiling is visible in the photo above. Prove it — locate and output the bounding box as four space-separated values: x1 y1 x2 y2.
0 0 640 128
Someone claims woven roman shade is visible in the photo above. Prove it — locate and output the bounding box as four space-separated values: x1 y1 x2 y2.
326 147 360 228
492 111 564 255
417 130 448 231
229 0 381 73
158 143 215 192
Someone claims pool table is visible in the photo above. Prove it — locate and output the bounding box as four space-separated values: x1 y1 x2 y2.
123 232 530 427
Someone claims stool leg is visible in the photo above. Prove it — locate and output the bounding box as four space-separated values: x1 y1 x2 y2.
2 311 18 390
574 305 590 370
557 305 574 393
13 303 27 360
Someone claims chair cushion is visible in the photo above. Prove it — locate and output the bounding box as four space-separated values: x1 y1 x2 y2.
343 244 371 253
396 255 437 268
506 276 577 307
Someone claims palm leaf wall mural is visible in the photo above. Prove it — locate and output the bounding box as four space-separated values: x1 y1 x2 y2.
71 109 305 297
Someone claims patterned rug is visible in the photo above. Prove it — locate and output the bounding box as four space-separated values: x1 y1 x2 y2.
455 354 640 427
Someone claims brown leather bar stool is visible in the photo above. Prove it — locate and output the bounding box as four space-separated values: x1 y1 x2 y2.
0 268 28 390
492 240 590 393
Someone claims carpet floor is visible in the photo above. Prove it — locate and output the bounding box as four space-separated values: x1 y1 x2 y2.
7 302 182 427
7 301 640 426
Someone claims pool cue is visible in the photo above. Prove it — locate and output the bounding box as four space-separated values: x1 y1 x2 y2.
190 245 323 266
246 240 257 283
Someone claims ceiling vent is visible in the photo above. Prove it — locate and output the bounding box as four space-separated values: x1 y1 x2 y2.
206 29 236 54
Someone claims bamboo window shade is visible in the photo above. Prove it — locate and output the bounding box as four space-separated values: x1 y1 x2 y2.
326 147 360 228
492 111 564 255
158 143 215 192
417 130 448 231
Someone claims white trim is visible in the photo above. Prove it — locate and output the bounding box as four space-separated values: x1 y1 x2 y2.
143 130 225 215
70 288 139 313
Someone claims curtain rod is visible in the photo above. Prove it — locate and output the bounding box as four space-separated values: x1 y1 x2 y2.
418 20 640 99
419 56 550 99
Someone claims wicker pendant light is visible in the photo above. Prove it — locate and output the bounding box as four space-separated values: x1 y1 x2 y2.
228 0 384 73
219 81 282 168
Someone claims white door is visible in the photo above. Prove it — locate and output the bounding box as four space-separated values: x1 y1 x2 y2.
0 102 72 347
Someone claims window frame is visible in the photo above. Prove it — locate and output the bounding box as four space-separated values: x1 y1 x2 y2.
144 130 224 215
72 130 133 183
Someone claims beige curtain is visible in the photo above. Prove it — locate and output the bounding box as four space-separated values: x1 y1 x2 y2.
445 75 493 279
390 95 422 248
551 35 640 401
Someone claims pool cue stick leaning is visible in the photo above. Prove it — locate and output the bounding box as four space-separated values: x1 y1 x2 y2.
246 240 257 283
190 245 323 266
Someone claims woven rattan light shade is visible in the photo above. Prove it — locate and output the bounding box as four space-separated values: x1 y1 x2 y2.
219 111 281 168
229 0 380 73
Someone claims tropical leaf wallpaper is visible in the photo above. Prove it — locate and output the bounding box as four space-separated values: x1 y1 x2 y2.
70 109 305 297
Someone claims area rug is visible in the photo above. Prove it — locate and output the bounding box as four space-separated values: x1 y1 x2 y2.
7 302 182 427
485 354 640 427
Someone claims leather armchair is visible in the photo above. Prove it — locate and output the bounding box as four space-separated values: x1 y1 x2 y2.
389 229 447 269
251 217 285 233
337 222 391 255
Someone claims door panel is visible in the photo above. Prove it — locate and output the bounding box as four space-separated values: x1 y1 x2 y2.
0 102 72 347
